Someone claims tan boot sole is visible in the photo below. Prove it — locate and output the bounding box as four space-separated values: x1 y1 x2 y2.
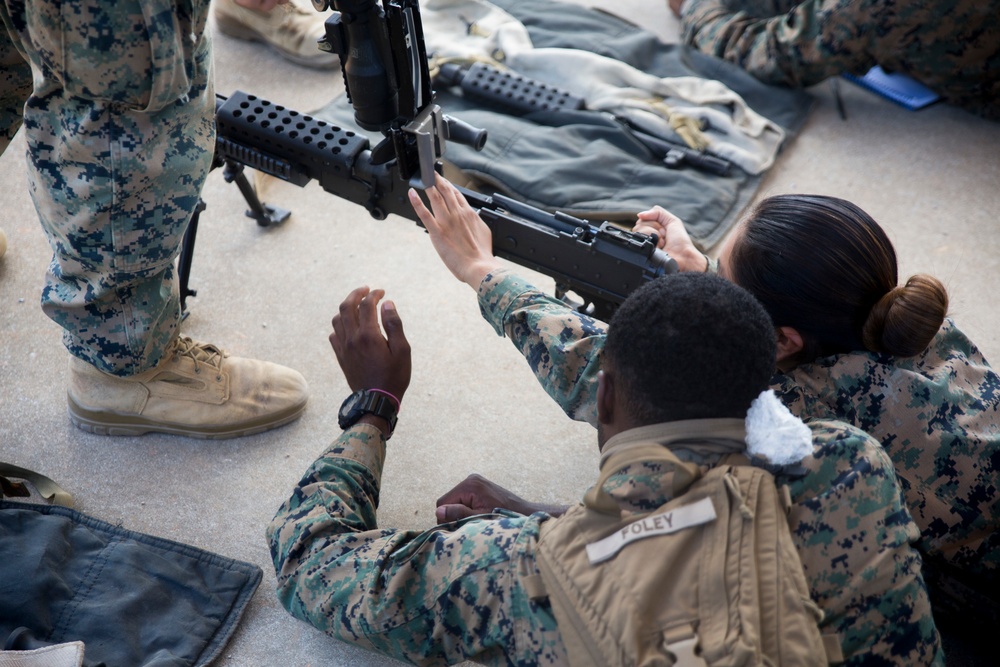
68 394 307 440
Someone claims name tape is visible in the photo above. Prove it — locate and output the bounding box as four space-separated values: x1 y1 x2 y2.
585 496 717 565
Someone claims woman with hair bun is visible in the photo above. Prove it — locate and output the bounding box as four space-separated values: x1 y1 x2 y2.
636 194 1000 634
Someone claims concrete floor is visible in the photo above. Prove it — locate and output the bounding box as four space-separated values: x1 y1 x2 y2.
1 1 998 665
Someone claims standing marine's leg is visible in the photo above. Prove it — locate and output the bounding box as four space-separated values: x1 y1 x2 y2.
0 15 30 155
2 0 308 438
0 17 30 262
8 0 213 375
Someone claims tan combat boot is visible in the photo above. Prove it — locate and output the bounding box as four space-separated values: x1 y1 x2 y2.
0 227 6 259
213 0 339 70
67 336 309 439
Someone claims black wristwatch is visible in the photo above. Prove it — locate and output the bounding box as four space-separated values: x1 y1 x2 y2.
338 389 399 438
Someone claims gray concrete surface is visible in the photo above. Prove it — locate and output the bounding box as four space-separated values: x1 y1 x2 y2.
1 1 998 665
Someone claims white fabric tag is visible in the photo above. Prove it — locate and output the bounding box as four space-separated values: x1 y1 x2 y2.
586 496 717 565
0 641 85 667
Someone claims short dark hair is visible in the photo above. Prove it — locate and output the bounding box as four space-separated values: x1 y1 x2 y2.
729 194 948 359
604 272 776 423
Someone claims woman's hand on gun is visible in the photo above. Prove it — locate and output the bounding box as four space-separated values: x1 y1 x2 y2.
409 175 504 290
633 206 709 273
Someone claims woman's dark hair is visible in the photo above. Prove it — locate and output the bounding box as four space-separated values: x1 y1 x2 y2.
605 272 776 424
727 194 948 360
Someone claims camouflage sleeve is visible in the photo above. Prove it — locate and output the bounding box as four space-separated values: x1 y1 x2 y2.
679 0 881 86
266 424 562 664
477 269 607 427
789 420 943 666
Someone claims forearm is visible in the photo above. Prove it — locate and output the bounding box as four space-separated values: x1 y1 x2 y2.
680 0 878 87
267 424 551 663
266 424 387 639
477 270 605 427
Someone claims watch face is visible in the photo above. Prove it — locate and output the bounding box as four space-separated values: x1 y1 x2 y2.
338 390 367 430
339 390 360 414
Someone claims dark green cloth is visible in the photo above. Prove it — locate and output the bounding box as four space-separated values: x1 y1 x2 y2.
318 0 813 248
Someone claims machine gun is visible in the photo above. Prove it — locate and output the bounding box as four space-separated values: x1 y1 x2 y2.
180 0 677 321
435 61 732 177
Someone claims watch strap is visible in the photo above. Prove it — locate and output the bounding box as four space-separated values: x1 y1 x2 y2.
340 389 399 437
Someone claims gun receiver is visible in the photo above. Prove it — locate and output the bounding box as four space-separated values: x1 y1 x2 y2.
464 191 676 319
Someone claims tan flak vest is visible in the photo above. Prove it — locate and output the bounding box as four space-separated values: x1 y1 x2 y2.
522 425 831 667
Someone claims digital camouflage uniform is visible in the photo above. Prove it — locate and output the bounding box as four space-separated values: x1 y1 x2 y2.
771 320 1000 635
770 321 1000 574
267 269 942 666
479 270 1000 568
0 0 215 376
677 0 1000 120
267 423 567 666
471 269 943 665
266 412 940 666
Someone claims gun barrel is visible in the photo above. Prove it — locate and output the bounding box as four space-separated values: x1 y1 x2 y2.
437 61 585 115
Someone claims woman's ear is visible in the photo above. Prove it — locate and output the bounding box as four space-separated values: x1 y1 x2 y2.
775 326 805 364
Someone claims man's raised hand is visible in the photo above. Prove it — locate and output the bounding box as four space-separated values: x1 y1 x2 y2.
329 286 411 406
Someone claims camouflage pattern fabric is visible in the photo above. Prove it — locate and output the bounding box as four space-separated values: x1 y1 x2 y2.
0 0 215 376
474 269 943 664
266 396 941 665
771 320 1000 576
267 423 568 666
676 0 1000 120
480 270 1000 571
787 418 940 663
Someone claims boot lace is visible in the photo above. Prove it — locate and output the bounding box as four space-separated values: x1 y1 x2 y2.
170 336 227 380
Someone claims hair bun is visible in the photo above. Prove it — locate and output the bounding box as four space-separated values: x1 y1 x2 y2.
862 274 948 357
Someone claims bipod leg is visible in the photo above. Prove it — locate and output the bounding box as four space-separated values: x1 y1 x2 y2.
222 159 291 227
178 199 205 319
